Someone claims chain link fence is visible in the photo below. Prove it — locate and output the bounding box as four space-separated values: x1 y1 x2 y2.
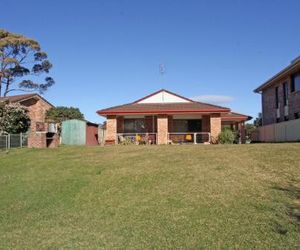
0 133 28 151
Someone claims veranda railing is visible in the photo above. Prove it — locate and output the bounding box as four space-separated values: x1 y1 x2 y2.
168 132 211 144
117 133 157 145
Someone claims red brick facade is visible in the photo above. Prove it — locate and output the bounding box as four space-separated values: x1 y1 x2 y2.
0 94 58 148
99 89 250 145
261 77 300 125
20 98 54 148
256 59 300 125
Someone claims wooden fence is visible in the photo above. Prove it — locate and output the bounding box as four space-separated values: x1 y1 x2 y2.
254 119 300 142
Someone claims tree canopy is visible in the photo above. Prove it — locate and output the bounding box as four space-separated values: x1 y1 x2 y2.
0 29 54 97
46 106 84 123
0 102 31 134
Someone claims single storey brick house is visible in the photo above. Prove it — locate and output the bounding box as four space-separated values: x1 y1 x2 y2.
97 89 251 145
0 93 57 147
254 56 300 125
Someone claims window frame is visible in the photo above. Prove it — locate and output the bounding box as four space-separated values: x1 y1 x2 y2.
283 82 288 106
275 86 279 109
291 72 300 93
124 119 145 133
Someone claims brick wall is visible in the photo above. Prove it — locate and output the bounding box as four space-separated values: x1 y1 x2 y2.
20 98 53 148
262 76 300 125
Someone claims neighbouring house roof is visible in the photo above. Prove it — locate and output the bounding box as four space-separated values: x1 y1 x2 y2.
221 112 252 121
0 93 54 107
98 89 235 116
254 57 300 93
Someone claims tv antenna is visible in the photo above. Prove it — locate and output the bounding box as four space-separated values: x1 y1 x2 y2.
159 64 166 101
159 64 166 76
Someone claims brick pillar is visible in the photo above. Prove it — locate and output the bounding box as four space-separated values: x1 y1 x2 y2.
105 115 117 145
210 113 221 144
117 116 124 133
157 114 168 145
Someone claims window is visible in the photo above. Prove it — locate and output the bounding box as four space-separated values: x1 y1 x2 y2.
172 120 202 132
124 119 145 133
283 82 288 106
275 86 279 109
291 73 300 92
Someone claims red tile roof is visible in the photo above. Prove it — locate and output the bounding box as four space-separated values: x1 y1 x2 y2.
221 112 252 121
97 89 251 122
97 102 231 115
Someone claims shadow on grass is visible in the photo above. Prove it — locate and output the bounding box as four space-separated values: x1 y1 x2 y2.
272 184 300 234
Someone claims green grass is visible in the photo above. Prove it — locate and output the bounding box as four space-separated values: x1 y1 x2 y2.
0 144 299 249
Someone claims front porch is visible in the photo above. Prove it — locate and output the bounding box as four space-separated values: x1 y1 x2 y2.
105 114 246 145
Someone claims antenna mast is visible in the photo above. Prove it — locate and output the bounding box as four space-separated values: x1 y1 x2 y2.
159 64 166 102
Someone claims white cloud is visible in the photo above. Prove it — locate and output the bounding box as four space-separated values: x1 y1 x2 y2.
191 95 234 105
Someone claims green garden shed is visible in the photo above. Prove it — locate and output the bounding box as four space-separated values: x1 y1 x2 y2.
61 119 99 145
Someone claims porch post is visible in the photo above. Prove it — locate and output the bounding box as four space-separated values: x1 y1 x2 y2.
105 115 117 145
210 113 221 144
117 116 124 133
168 115 173 132
157 114 168 144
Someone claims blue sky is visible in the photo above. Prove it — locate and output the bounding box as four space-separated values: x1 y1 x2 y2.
1 0 300 123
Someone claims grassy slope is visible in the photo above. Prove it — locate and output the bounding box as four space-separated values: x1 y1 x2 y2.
0 144 299 249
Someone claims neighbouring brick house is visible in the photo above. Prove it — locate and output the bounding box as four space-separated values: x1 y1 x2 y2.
0 93 58 148
254 56 300 125
97 89 251 145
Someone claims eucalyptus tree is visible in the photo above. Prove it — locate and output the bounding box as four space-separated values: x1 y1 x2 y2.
0 29 54 97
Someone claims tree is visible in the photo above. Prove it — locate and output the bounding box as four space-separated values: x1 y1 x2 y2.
0 102 30 134
46 106 84 123
254 113 262 127
0 29 54 97
245 123 257 137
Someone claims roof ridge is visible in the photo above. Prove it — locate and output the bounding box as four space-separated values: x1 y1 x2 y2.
133 89 195 103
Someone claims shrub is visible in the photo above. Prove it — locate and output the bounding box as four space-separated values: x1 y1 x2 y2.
218 129 235 144
0 102 31 134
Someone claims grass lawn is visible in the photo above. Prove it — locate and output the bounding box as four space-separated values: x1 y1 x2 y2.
0 144 299 249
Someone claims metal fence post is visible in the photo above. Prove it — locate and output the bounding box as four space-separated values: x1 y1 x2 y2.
20 132 23 148
7 134 11 150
